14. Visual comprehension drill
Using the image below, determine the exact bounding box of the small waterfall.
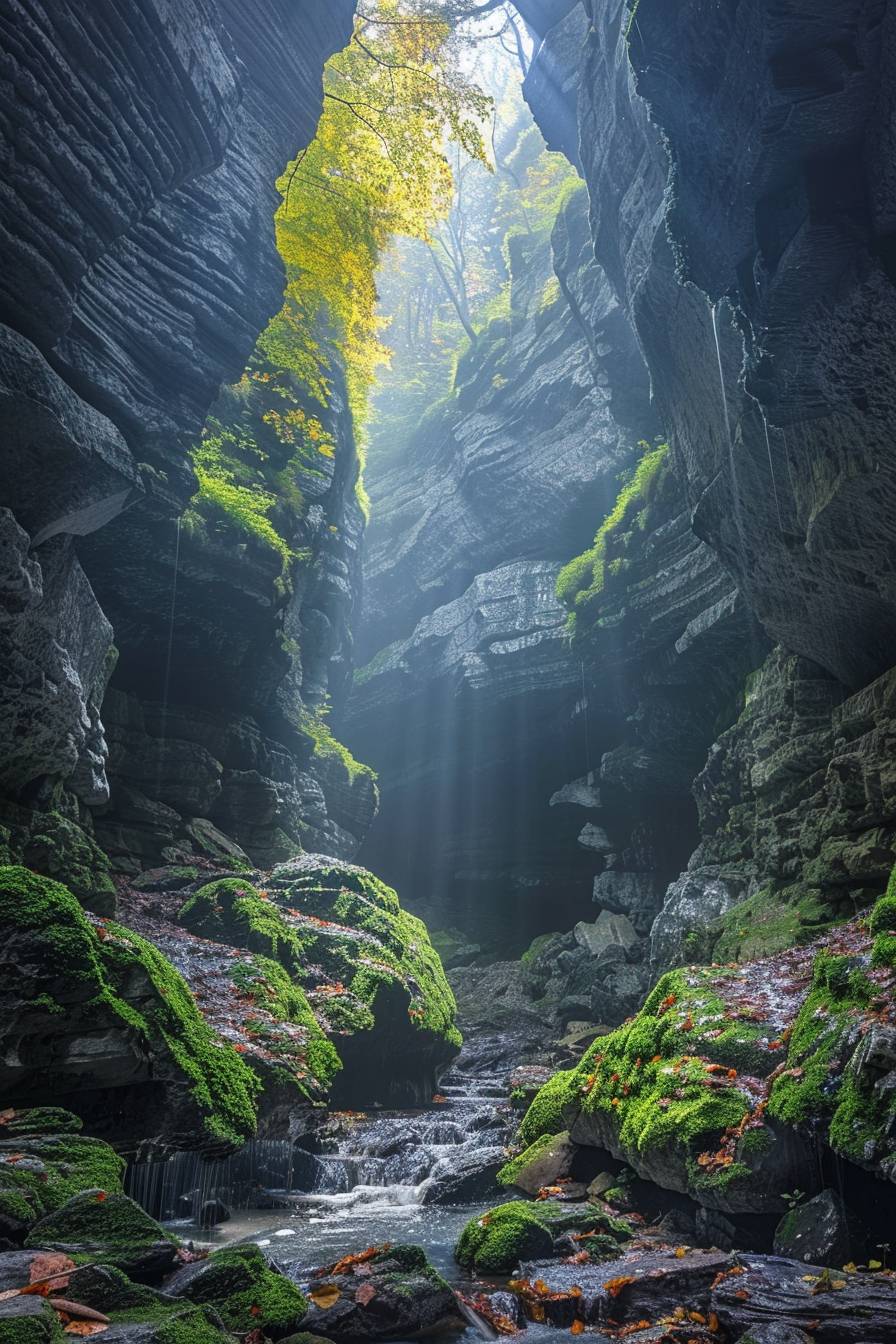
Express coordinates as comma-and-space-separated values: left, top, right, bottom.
762, 414, 785, 533
711, 302, 733, 452
126, 1138, 313, 1223
290, 1064, 512, 1216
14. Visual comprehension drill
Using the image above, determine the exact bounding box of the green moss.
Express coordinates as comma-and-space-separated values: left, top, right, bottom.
870, 889, 896, 935
456, 1204, 553, 1274
21, 810, 115, 914
0, 1134, 125, 1228
497, 1131, 563, 1186
709, 885, 834, 964
869, 877, 896, 969
25, 1191, 176, 1276
456, 1201, 628, 1275
175, 1245, 308, 1334
299, 709, 377, 788
0, 1299, 67, 1344
768, 951, 874, 1131
2, 1108, 82, 1136
230, 956, 341, 1092
0, 866, 264, 1150
179, 879, 311, 976
518, 1069, 576, 1145
556, 440, 669, 640
872, 932, 896, 970
523, 970, 756, 1170
100, 923, 261, 1148
110, 1305, 227, 1344
272, 861, 461, 1048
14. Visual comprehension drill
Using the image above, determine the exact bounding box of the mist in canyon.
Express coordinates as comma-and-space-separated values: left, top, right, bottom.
2, 3, 896, 1343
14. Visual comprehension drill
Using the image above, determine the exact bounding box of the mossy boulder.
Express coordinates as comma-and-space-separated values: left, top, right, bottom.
521, 966, 818, 1213
767, 944, 896, 1171
517, 1069, 577, 1146
179, 879, 308, 976
0, 1131, 125, 1235
300, 1244, 458, 1341
0, 1294, 66, 1344
39, 1263, 231, 1344
0, 866, 260, 1151
25, 1191, 178, 1280
496, 1131, 576, 1194
456, 1200, 629, 1275
523, 871, 896, 1207
268, 858, 460, 1044
264, 856, 461, 1103
164, 1244, 307, 1338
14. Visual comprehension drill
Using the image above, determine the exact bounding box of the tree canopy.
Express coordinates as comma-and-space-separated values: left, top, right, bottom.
189, 0, 493, 553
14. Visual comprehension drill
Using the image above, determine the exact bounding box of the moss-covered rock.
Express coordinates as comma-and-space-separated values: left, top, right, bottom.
19, 808, 116, 916
0, 1131, 125, 1235
518, 1069, 577, 1146
456, 1200, 629, 1275
520, 965, 816, 1212
25, 1191, 178, 1280
0, 1295, 67, 1344
164, 1244, 307, 1337
267, 857, 461, 1050
496, 1131, 575, 1194
705, 884, 833, 965
524, 872, 896, 1205
300, 1244, 457, 1340
556, 440, 670, 642
229, 956, 341, 1097
179, 879, 309, 976
0, 866, 260, 1151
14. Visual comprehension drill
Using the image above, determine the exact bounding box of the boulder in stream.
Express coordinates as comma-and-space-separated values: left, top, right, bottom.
299, 1244, 460, 1341
164, 1243, 308, 1338
25, 1191, 178, 1281
496, 1130, 577, 1196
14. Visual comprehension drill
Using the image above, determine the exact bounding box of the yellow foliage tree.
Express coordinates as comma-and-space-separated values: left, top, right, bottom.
262, 0, 492, 427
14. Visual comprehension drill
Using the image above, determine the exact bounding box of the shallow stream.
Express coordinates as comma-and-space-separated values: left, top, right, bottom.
129, 1054, 514, 1289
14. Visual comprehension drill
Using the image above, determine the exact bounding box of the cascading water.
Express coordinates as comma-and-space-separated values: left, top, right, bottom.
127, 1053, 514, 1282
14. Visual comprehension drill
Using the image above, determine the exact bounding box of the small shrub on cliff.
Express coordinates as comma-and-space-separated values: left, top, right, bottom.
556, 439, 669, 639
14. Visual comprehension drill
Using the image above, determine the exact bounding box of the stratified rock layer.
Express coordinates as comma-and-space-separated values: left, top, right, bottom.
0, 0, 364, 890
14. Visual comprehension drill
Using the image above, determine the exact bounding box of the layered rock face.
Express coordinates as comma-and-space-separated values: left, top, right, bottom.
346, 186, 655, 951
509, 0, 896, 977
494, 0, 896, 1212
0, 0, 363, 892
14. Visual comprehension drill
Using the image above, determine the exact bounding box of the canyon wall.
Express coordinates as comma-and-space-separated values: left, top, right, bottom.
345, 185, 659, 953
0, 0, 369, 903
519, 0, 896, 979
349, 0, 896, 1006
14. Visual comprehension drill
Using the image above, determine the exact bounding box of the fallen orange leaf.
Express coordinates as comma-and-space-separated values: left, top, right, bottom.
309, 1283, 341, 1310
